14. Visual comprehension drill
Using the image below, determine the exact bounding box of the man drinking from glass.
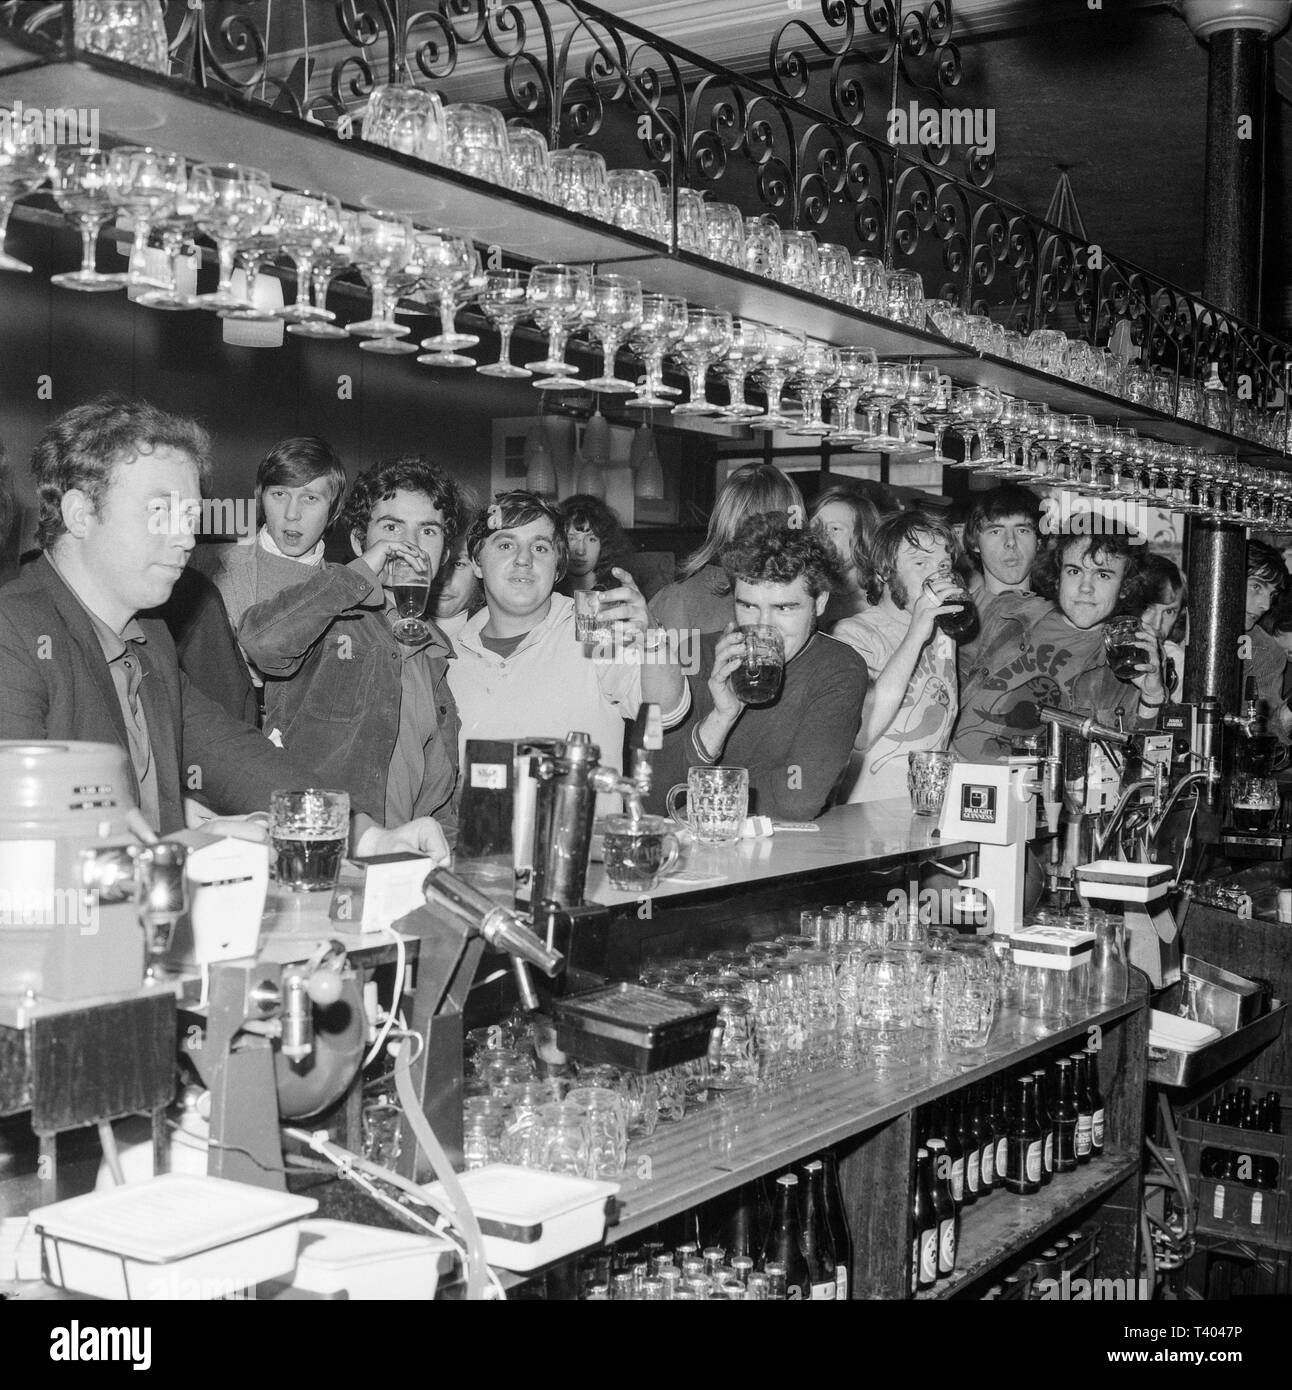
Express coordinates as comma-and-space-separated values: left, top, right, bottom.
649, 514, 867, 821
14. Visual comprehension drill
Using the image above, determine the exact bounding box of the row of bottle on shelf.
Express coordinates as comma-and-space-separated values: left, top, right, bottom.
1197, 1085, 1283, 1135
911, 1045, 1106, 1293
982, 1226, 1102, 1300
578, 1151, 854, 1300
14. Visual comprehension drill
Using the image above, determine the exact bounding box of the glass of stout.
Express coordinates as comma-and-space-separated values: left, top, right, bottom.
1229, 775, 1281, 834
270, 788, 349, 892
922, 576, 978, 642
1103, 617, 1150, 681
732, 624, 785, 704
385, 554, 432, 643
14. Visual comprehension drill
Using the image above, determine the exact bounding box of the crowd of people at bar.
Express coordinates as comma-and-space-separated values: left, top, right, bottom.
3, 395, 1291, 859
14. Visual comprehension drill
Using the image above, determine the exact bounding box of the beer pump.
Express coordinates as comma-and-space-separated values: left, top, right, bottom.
528, 706, 663, 986
1217, 698, 1290, 858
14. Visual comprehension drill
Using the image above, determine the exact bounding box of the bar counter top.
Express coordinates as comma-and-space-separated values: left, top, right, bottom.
583, 798, 977, 910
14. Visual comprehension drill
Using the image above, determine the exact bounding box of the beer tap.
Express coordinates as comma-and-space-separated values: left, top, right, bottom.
422, 867, 563, 1012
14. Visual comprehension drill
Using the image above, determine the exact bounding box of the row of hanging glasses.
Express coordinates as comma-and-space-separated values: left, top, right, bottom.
7, 134, 1292, 525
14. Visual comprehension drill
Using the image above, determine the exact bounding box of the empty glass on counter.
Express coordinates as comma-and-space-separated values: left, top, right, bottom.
666, 765, 749, 845
908, 750, 954, 817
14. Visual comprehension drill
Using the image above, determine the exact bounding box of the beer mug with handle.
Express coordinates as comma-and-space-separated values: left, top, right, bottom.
666, 766, 749, 846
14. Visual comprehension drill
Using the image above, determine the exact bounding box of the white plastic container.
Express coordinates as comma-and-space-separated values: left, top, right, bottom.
1148, 1009, 1222, 1053
288, 1219, 455, 1299
30, 1174, 316, 1300
424, 1164, 618, 1272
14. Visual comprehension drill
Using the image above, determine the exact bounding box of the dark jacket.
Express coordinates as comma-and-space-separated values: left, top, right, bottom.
0, 554, 311, 833
148, 565, 258, 727
648, 629, 868, 821
238, 559, 460, 827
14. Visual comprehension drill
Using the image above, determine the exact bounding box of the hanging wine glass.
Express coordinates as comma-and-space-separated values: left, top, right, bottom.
416, 227, 480, 364
105, 145, 187, 292
714, 320, 767, 419
786, 342, 841, 436
827, 345, 878, 444
49, 148, 128, 292
673, 309, 734, 416
275, 189, 342, 324
347, 209, 415, 345
220, 193, 286, 322
947, 386, 1004, 468
477, 268, 531, 379
136, 176, 200, 311
626, 293, 687, 410
584, 274, 644, 393
911, 366, 957, 464
749, 328, 807, 431
863, 361, 914, 449
285, 217, 355, 340
188, 162, 275, 311
896, 363, 945, 456
525, 263, 590, 384
980, 396, 1028, 478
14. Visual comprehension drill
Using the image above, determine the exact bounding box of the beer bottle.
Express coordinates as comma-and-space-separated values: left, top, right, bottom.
1084, 1047, 1106, 1156
912, 1146, 939, 1292
970, 1083, 995, 1197
818, 1149, 853, 1301
1005, 1074, 1042, 1195
1070, 1052, 1094, 1165
925, 1137, 960, 1278
1262, 1089, 1281, 1135
990, 1072, 1010, 1191
1054, 1059, 1078, 1173
942, 1092, 967, 1210
718, 1178, 769, 1261
1031, 1069, 1054, 1185
762, 1173, 809, 1300
801, 1161, 837, 1300
957, 1088, 980, 1206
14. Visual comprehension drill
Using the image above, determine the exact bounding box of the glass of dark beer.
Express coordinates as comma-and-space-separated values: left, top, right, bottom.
1103, 617, 1150, 681
601, 813, 681, 892
1229, 776, 1280, 834
732, 624, 785, 704
270, 788, 349, 891
921, 577, 978, 642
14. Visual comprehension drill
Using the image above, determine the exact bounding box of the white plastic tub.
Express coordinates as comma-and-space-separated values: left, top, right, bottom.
30, 1174, 316, 1300
424, 1165, 618, 1272
288, 1219, 456, 1300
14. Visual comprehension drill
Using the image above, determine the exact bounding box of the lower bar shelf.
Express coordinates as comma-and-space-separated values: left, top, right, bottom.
915, 1149, 1140, 1299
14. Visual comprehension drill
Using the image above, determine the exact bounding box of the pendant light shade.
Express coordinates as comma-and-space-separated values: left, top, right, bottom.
633, 431, 665, 501
628, 422, 654, 472
575, 453, 606, 498
523, 419, 558, 496
582, 405, 612, 468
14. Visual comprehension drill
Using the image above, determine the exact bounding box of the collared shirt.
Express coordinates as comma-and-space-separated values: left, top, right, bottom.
47, 559, 162, 832
448, 593, 681, 815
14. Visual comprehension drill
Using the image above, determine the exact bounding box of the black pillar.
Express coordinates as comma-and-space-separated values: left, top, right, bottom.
1184, 3, 1288, 704
1201, 28, 1268, 323
1183, 521, 1246, 707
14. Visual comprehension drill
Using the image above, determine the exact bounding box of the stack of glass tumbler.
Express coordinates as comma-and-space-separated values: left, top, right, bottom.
460, 901, 1128, 1181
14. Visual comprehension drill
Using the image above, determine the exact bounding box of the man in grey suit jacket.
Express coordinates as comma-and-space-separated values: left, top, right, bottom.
0, 395, 448, 862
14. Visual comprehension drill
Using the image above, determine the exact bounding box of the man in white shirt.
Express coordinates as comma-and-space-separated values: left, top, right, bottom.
834, 511, 964, 802
447, 491, 689, 806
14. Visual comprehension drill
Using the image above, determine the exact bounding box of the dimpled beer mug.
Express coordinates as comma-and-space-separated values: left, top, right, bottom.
667, 766, 749, 846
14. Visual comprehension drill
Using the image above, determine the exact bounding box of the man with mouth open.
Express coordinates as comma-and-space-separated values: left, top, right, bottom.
954, 529, 1164, 763
447, 490, 690, 815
